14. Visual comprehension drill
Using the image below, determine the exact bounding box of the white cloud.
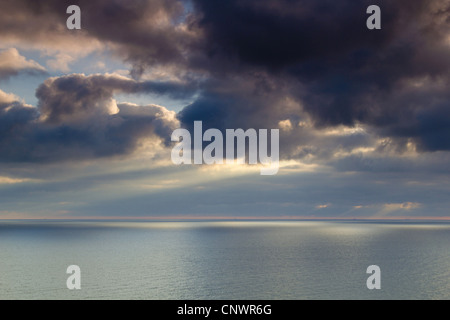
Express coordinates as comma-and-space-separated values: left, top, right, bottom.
0, 89, 20, 104
46, 53, 76, 72
0, 176, 32, 184
0, 48, 46, 78
279, 119, 293, 131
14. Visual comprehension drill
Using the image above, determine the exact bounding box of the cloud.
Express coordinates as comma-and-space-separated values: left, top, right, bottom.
46, 53, 76, 72
0, 48, 46, 79
2, 0, 446, 161
384, 202, 422, 211
0, 0, 450, 219
184, 0, 450, 159
0, 176, 31, 184
376, 202, 422, 216
0, 1, 103, 62
0, 73, 197, 163
36, 73, 196, 123
0, 0, 198, 77
0, 0, 448, 169
0, 90, 21, 104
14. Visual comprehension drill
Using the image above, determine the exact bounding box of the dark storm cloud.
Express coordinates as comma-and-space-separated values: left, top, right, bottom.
179, 75, 291, 131
0, 74, 193, 162
184, 0, 450, 154
192, 0, 449, 76
369, 82, 450, 152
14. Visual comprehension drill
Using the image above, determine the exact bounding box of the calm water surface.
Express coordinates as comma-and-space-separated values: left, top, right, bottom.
0, 220, 449, 299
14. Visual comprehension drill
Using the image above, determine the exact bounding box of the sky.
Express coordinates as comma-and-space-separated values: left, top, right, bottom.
0, 0, 450, 219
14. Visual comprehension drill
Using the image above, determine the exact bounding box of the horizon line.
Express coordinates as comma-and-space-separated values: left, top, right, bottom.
1, 216, 450, 221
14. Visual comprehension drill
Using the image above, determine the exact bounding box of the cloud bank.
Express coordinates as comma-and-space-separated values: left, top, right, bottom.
0, 0, 449, 218
0, 73, 190, 162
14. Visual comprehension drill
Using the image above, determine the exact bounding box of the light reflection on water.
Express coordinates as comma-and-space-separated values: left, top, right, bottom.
0, 220, 449, 300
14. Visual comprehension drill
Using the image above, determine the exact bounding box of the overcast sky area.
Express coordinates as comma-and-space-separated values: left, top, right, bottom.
0, 0, 449, 219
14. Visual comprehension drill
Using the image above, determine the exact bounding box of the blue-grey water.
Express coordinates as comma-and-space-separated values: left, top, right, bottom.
0, 220, 449, 300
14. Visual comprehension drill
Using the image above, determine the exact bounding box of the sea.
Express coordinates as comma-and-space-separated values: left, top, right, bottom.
0, 220, 449, 300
